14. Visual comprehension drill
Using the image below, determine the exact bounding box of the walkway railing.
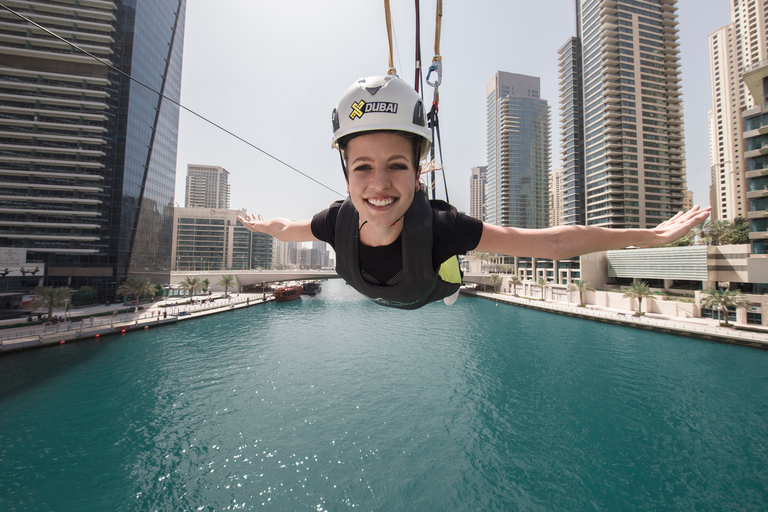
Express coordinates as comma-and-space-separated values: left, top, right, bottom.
0, 295, 268, 344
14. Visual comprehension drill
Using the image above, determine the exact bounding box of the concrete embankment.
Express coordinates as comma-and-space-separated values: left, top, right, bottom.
0, 294, 274, 354
463, 289, 768, 350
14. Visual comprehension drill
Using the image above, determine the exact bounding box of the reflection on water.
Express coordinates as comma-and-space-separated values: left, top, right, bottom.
1, 280, 768, 511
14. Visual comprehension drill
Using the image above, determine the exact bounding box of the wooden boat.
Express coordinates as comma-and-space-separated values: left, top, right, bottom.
274, 285, 302, 302
301, 281, 322, 295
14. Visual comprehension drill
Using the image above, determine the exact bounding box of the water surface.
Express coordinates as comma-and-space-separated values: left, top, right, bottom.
1, 280, 767, 511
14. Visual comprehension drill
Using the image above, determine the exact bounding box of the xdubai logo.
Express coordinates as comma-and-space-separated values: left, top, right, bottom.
349, 100, 399, 120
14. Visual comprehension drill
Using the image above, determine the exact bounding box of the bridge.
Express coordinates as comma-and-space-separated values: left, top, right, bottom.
169, 269, 494, 291
169, 270, 342, 291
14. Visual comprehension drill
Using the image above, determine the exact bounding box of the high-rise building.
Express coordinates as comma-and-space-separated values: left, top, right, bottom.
0, 0, 186, 301
563, 0, 687, 229
185, 164, 231, 209
469, 166, 487, 221
743, 59, 768, 255
549, 168, 566, 227
558, 36, 586, 226
485, 72, 551, 229
708, 0, 768, 221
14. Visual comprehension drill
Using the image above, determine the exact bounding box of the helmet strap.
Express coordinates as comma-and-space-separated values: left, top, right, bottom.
338, 148, 348, 181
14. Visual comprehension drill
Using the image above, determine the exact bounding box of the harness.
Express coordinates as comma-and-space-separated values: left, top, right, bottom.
334, 186, 460, 310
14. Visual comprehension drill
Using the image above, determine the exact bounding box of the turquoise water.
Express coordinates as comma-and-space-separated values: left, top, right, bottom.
1, 280, 768, 511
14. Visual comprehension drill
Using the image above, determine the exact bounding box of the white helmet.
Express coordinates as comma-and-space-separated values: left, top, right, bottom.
331, 75, 432, 161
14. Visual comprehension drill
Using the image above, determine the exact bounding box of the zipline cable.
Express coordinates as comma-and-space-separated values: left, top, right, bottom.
0, 3, 345, 198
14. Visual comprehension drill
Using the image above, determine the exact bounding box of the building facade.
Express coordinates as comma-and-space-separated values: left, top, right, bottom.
171, 208, 273, 271
744, 59, 768, 259
469, 165, 487, 221
0, 0, 186, 302
485, 72, 551, 229
185, 164, 231, 209
557, 36, 586, 226
549, 167, 566, 227
708, 0, 768, 221
571, 0, 687, 229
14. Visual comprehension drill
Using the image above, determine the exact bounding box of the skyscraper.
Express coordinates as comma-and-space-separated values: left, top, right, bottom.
563, 0, 687, 229
0, 0, 185, 300
708, 0, 768, 221
743, 59, 768, 254
469, 166, 487, 221
185, 164, 231, 209
485, 72, 551, 229
549, 168, 566, 227
558, 36, 586, 226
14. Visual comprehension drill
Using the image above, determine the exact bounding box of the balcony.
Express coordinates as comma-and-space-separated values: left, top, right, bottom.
743, 60, 768, 104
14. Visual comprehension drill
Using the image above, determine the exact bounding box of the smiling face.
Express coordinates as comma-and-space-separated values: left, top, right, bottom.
344, 131, 420, 243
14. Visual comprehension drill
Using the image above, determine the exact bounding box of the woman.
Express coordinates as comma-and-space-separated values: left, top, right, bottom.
238, 75, 710, 309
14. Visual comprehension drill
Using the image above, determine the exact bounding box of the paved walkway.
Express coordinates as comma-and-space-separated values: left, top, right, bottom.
466, 290, 768, 350
0, 293, 272, 353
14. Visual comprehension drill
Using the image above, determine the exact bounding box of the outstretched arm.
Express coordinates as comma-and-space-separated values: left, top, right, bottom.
475, 205, 711, 260
237, 213, 318, 242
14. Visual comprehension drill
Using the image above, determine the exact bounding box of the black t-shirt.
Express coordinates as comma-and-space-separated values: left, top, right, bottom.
311, 199, 484, 285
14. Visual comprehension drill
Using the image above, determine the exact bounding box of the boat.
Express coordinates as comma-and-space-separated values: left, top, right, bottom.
301, 281, 322, 296
273, 284, 302, 302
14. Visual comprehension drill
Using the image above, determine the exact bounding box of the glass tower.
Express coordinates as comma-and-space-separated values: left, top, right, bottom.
485, 72, 551, 229
0, 0, 185, 301
573, 0, 686, 229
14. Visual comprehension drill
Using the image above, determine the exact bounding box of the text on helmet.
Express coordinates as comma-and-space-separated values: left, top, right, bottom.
349, 100, 399, 120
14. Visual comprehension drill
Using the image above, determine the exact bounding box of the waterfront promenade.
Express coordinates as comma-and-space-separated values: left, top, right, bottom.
0, 293, 273, 353
465, 289, 768, 350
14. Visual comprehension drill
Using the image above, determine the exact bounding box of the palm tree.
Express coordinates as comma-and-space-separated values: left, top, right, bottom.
29, 286, 71, 318
621, 281, 654, 314
217, 275, 236, 296
508, 275, 522, 296
700, 288, 752, 327
179, 275, 202, 298
536, 277, 550, 300
488, 273, 502, 292
702, 220, 729, 246
117, 277, 156, 308
567, 279, 595, 307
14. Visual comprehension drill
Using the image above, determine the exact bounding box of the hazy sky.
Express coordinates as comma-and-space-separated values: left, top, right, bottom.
175, 0, 731, 221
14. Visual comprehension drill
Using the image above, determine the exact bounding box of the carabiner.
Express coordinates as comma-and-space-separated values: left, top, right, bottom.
426, 57, 442, 88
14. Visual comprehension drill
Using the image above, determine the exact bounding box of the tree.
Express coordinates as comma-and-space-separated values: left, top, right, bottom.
201, 279, 210, 293
567, 279, 595, 307
72, 285, 97, 306
29, 286, 71, 318
179, 275, 202, 298
721, 217, 750, 245
117, 277, 156, 308
508, 275, 522, 296
536, 277, 550, 300
702, 220, 728, 246
488, 273, 502, 292
217, 274, 236, 296
621, 281, 654, 314
700, 288, 752, 327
